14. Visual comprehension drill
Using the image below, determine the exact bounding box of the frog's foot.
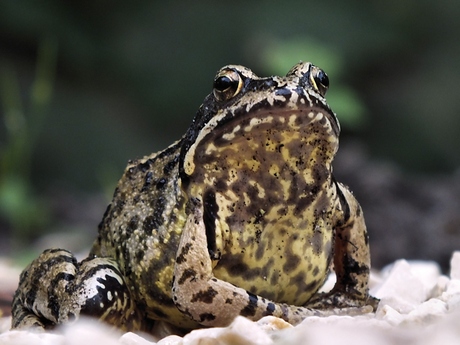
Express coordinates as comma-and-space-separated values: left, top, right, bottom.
305, 289, 379, 314
11, 249, 140, 331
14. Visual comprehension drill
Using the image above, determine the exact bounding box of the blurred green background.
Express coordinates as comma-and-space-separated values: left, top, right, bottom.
1, 1, 459, 267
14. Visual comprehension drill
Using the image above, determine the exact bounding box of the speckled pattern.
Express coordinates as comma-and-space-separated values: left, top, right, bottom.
11, 62, 377, 334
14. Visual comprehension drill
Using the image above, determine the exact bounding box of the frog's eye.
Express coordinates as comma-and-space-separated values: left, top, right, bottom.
310, 68, 329, 97
213, 69, 244, 101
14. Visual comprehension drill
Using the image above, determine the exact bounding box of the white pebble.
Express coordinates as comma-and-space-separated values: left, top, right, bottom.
450, 251, 460, 280
182, 316, 273, 345
371, 260, 428, 313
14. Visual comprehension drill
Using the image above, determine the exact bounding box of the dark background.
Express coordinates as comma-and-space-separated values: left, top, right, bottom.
1, 1, 459, 270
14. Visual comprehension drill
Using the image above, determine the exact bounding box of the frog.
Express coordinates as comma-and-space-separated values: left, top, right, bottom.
11, 62, 378, 335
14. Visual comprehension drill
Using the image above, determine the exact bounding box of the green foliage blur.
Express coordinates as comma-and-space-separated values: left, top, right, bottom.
1, 36, 57, 244
0, 1, 459, 256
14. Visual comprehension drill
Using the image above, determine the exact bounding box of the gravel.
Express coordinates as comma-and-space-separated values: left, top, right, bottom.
1, 252, 460, 345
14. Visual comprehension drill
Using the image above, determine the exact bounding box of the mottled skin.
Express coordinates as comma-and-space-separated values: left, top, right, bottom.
12, 62, 378, 333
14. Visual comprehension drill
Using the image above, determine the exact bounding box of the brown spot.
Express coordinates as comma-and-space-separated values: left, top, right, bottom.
277, 207, 288, 216
312, 266, 319, 277
191, 286, 218, 304
216, 254, 263, 280
270, 272, 279, 285
176, 243, 192, 264
255, 237, 266, 260
282, 250, 300, 274
289, 271, 320, 300
311, 227, 324, 255
199, 313, 216, 322
177, 268, 197, 285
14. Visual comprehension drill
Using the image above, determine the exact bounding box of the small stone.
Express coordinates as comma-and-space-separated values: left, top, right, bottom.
441, 279, 460, 312
375, 304, 404, 325
182, 316, 273, 345
256, 316, 293, 333
156, 335, 183, 345
0, 329, 63, 345
120, 331, 158, 345
403, 298, 447, 325
406, 261, 441, 292
372, 260, 427, 313
429, 275, 450, 299
450, 251, 460, 280
63, 319, 121, 345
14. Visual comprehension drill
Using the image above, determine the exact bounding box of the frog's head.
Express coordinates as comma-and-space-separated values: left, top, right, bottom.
179, 62, 340, 191
178, 63, 342, 269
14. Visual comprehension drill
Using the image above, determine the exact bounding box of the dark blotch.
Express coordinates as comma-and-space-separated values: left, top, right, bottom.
282, 251, 300, 274
80, 274, 125, 318
203, 189, 220, 260
191, 287, 218, 304
163, 156, 179, 175
265, 302, 276, 315
312, 266, 319, 277
176, 242, 192, 265
275, 87, 292, 98
143, 215, 161, 234
340, 255, 369, 287
177, 268, 196, 285
126, 215, 139, 234
199, 313, 216, 322
240, 291, 258, 317
311, 227, 324, 255
156, 177, 167, 190
141, 171, 153, 192
137, 159, 152, 173
150, 195, 166, 229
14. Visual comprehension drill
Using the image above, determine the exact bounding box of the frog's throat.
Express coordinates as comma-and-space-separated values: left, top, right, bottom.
183, 105, 339, 177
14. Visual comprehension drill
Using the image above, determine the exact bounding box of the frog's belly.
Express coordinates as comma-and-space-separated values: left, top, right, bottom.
213, 225, 334, 305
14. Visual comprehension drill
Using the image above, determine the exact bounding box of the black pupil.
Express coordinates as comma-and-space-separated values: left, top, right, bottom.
316, 70, 329, 88
214, 76, 232, 91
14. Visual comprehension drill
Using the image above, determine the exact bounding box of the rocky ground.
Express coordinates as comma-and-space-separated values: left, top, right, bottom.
1, 252, 460, 345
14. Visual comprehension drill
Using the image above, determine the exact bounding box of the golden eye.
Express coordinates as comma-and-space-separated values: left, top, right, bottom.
213, 69, 244, 101
310, 68, 329, 97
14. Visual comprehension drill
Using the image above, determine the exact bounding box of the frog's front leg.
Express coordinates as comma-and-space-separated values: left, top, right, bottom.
11, 249, 140, 331
307, 182, 379, 310
171, 199, 364, 327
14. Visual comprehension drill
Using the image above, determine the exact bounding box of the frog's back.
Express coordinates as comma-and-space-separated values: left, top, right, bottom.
92, 141, 196, 328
